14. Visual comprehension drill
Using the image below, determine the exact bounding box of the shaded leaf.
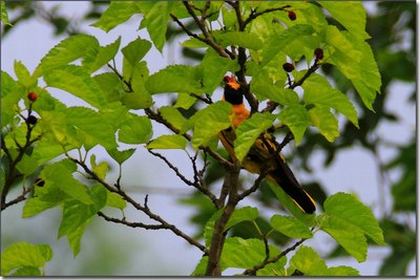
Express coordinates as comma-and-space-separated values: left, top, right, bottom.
278, 104, 310, 144
147, 134, 187, 150
270, 214, 313, 239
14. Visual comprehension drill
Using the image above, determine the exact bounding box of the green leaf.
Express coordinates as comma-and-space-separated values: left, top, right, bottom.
192, 256, 208, 276
289, 246, 328, 275
90, 154, 109, 180
323, 192, 385, 245
10, 266, 42, 276
215, 31, 263, 50
1, 71, 25, 125
181, 37, 208, 49
34, 34, 99, 77
92, 1, 140, 32
221, 237, 279, 269
190, 101, 232, 148
67, 222, 88, 256
319, 1, 369, 40
14, 60, 36, 89
199, 49, 239, 93
225, 206, 259, 230
308, 106, 339, 142
234, 113, 275, 162
174, 92, 197, 109
327, 266, 359, 276
84, 37, 121, 73
268, 181, 315, 226
106, 191, 127, 210
42, 160, 93, 205
44, 65, 105, 108
94, 72, 125, 103
262, 24, 314, 67
122, 61, 152, 109
122, 38, 151, 80
325, 27, 381, 110
159, 106, 188, 132
251, 75, 299, 105
147, 134, 187, 150
140, 2, 174, 51
1, 1, 11, 26
303, 74, 358, 127
1, 242, 52, 276
278, 104, 310, 144
107, 148, 136, 164
318, 192, 385, 262
118, 114, 152, 144
256, 256, 287, 276
145, 65, 203, 94
22, 198, 60, 218
270, 215, 313, 238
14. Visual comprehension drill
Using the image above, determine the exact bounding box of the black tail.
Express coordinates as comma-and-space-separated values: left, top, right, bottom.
268, 161, 316, 214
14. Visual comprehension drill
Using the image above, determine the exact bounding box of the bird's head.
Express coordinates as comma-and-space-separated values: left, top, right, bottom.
223, 75, 243, 105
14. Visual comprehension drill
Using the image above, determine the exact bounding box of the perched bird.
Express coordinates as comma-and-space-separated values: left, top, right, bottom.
219, 75, 316, 214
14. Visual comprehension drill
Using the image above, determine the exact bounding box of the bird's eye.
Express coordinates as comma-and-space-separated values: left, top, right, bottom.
223, 76, 230, 83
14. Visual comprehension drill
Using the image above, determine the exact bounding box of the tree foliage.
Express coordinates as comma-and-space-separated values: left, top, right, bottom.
0, 0, 415, 276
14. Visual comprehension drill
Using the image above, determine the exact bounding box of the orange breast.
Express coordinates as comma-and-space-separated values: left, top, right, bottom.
231, 103, 250, 127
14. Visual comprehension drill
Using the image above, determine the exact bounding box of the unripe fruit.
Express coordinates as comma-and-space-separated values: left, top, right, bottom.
27, 92, 38, 102
314, 48, 324, 60
288, 11, 296, 21
282, 62, 294, 72
27, 115, 37, 125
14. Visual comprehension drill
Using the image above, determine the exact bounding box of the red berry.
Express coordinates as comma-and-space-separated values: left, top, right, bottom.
27, 115, 38, 125
282, 62, 294, 72
314, 48, 324, 60
27, 92, 38, 102
288, 11, 296, 21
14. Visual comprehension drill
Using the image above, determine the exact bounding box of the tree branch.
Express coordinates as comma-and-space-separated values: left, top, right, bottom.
1, 185, 34, 211
97, 211, 165, 230
243, 5, 291, 28
243, 238, 307, 275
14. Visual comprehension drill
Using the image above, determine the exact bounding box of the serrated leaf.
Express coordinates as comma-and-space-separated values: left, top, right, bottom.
278, 104, 310, 144
90, 154, 109, 180
1, 1, 11, 26
107, 148, 136, 164
303, 74, 358, 127
14, 60, 36, 88
289, 246, 328, 275
270, 214, 313, 238
34, 34, 99, 77
308, 106, 339, 142
44, 65, 105, 108
319, 1, 369, 40
159, 106, 187, 132
214, 31, 263, 50
234, 113, 275, 162
1, 242, 52, 276
67, 222, 87, 256
256, 256, 287, 276
327, 265, 359, 276
323, 192, 385, 245
118, 114, 152, 144
190, 101, 232, 148
174, 92, 197, 109
41, 160, 93, 205
262, 24, 314, 67
145, 65, 203, 94
92, 1, 140, 32
106, 191, 126, 210
147, 134, 187, 150
221, 237, 279, 269
251, 75, 299, 105
122, 38, 151, 81
192, 256, 208, 276
225, 206, 259, 230
85, 37, 121, 73
199, 49, 239, 93
1, 71, 25, 125
140, 2, 174, 51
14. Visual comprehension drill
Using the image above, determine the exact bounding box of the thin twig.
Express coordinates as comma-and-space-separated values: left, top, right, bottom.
1, 186, 34, 211
237, 168, 270, 202
97, 211, 165, 230
243, 238, 307, 275
243, 5, 291, 28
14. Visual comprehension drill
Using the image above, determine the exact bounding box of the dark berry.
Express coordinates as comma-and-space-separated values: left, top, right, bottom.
282, 62, 294, 72
27, 92, 38, 102
27, 115, 38, 125
314, 48, 324, 60
288, 11, 296, 21
35, 178, 45, 187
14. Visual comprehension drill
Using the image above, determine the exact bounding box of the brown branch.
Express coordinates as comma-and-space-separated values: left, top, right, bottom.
237, 168, 270, 202
243, 238, 307, 275
243, 5, 291, 28
190, 93, 213, 104
97, 211, 165, 230
1, 186, 33, 211
147, 149, 219, 207
67, 154, 207, 254
206, 163, 241, 276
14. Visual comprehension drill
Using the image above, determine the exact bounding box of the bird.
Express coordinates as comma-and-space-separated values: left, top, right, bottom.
219, 75, 316, 214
